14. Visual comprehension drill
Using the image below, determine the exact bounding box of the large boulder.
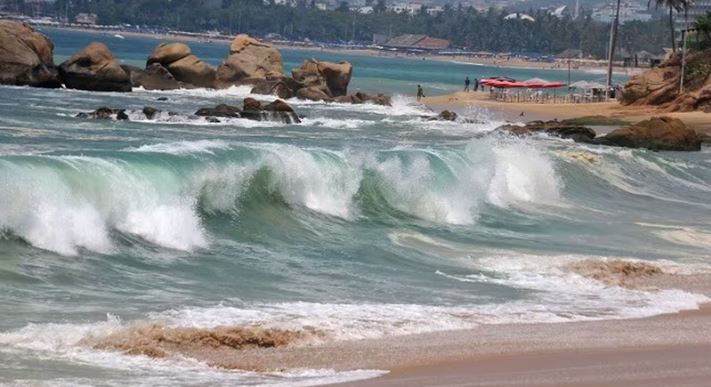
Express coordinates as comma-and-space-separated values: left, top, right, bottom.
215, 35, 284, 88
0, 20, 61, 88
59, 43, 131, 92
195, 99, 301, 124
292, 59, 353, 97
498, 120, 597, 143
76, 107, 129, 120
147, 43, 215, 88
296, 86, 333, 102
124, 63, 181, 90
594, 117, 701, 151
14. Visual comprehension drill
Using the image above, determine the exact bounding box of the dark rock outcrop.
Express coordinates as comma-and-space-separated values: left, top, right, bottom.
59, 43, 132, 92
195, 104, 242, 118
76, 107, 129, 120
241, 98, 301, 124
0, 20, 61, 88
215, 35, 284, 88
147, 43, 215, 88
498, 120, 597, 143
593, 117, 701, 151
195, 99, 300, 124
292, 59, 353, 98
428, 110, 458, 121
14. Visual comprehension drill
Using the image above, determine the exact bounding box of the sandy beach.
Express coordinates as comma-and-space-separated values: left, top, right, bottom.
425, 91, 711, 135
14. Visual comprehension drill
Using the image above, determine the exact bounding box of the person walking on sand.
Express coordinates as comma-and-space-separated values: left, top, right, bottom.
416, 85, 425, 102
474, 78, 479, 92
464, 77, 470, 92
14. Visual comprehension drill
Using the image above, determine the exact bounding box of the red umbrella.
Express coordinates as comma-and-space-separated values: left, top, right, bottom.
542, 82, 566, 88
524, 81, 547, 88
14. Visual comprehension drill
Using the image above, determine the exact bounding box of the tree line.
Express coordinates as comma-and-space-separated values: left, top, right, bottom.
4, 0, 687, 58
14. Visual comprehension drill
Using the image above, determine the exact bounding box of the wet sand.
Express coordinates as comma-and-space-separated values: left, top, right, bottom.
92, 269, 711, 386
425, 91, 711, 135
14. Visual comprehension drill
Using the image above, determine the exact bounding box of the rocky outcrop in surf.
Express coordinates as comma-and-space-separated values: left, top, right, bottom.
196, 98, 301, 124
75, 107, 129, 120
59, 42, 132, 92
622, 49, 711, 113
593, 116, 701, 151
497, 120, 597, 143
0, 20, 61, 88
214, 34, 284, 89
147, 43, 216, 89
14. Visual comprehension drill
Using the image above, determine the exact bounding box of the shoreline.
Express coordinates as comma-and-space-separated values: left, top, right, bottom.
96, 271, 711, 386
425, 91, 711, 135
39, 25, 637, 76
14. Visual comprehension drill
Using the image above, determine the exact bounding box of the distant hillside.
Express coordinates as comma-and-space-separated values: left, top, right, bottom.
5, 0, 672, 58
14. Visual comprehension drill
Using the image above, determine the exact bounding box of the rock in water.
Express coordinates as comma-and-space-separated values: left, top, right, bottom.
428, 110, 458, 121
124, 63, 181, 90
292, 59, 353, 97
497, 120, 597, 143
147, 43, 216, 88
59, 43, 131, 92
215, 35, 284, 88
194, 104, 242, 118
296, 86, 333, 102
594, 117, 701, 151
0, 20, 61, 88
76, 107, 129, 120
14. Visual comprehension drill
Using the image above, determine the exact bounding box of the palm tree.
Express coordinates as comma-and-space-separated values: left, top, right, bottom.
648, 0, 694, 52
696, 11, 711, 43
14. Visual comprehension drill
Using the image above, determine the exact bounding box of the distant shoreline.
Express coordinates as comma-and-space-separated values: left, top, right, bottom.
40, 25, 640, 77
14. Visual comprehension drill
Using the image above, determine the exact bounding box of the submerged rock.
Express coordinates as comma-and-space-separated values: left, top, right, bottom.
497, 120, 597, 143
240, 98, 301, 124
428, 110, 458, 121
0, 20, 61, 88
76, 107, 129, 120
594, 116, 701, 151
195, 99, 300, 124
59, 43, 132, 92
195, 104, 242, 118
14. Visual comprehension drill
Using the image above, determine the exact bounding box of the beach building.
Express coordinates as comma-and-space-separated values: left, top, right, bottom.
382, 34, 450, 52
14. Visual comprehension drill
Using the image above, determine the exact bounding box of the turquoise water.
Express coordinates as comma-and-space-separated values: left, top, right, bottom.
0, 29, 710, 386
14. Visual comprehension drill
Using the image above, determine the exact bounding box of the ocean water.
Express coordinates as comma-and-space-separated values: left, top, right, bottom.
1, 29, 711, 386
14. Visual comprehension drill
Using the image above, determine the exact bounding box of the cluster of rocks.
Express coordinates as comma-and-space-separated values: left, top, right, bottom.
497, 116, 701, 151
0, 21, 390, 106
76, 98, 301, 124
622, 48, 711, 113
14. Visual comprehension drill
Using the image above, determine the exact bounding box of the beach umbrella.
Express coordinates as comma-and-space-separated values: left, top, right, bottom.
542, 82, 566, 88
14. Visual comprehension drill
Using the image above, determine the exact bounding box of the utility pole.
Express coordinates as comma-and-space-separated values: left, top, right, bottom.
606, 0, 622, 90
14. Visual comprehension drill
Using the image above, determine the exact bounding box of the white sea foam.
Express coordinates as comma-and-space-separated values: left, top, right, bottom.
128, 139, 232, 155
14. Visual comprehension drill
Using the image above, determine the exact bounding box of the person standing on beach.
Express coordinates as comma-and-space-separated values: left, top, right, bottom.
464, 77, 470, 92
474, 78, 479, 91
416, 85, 425, 101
